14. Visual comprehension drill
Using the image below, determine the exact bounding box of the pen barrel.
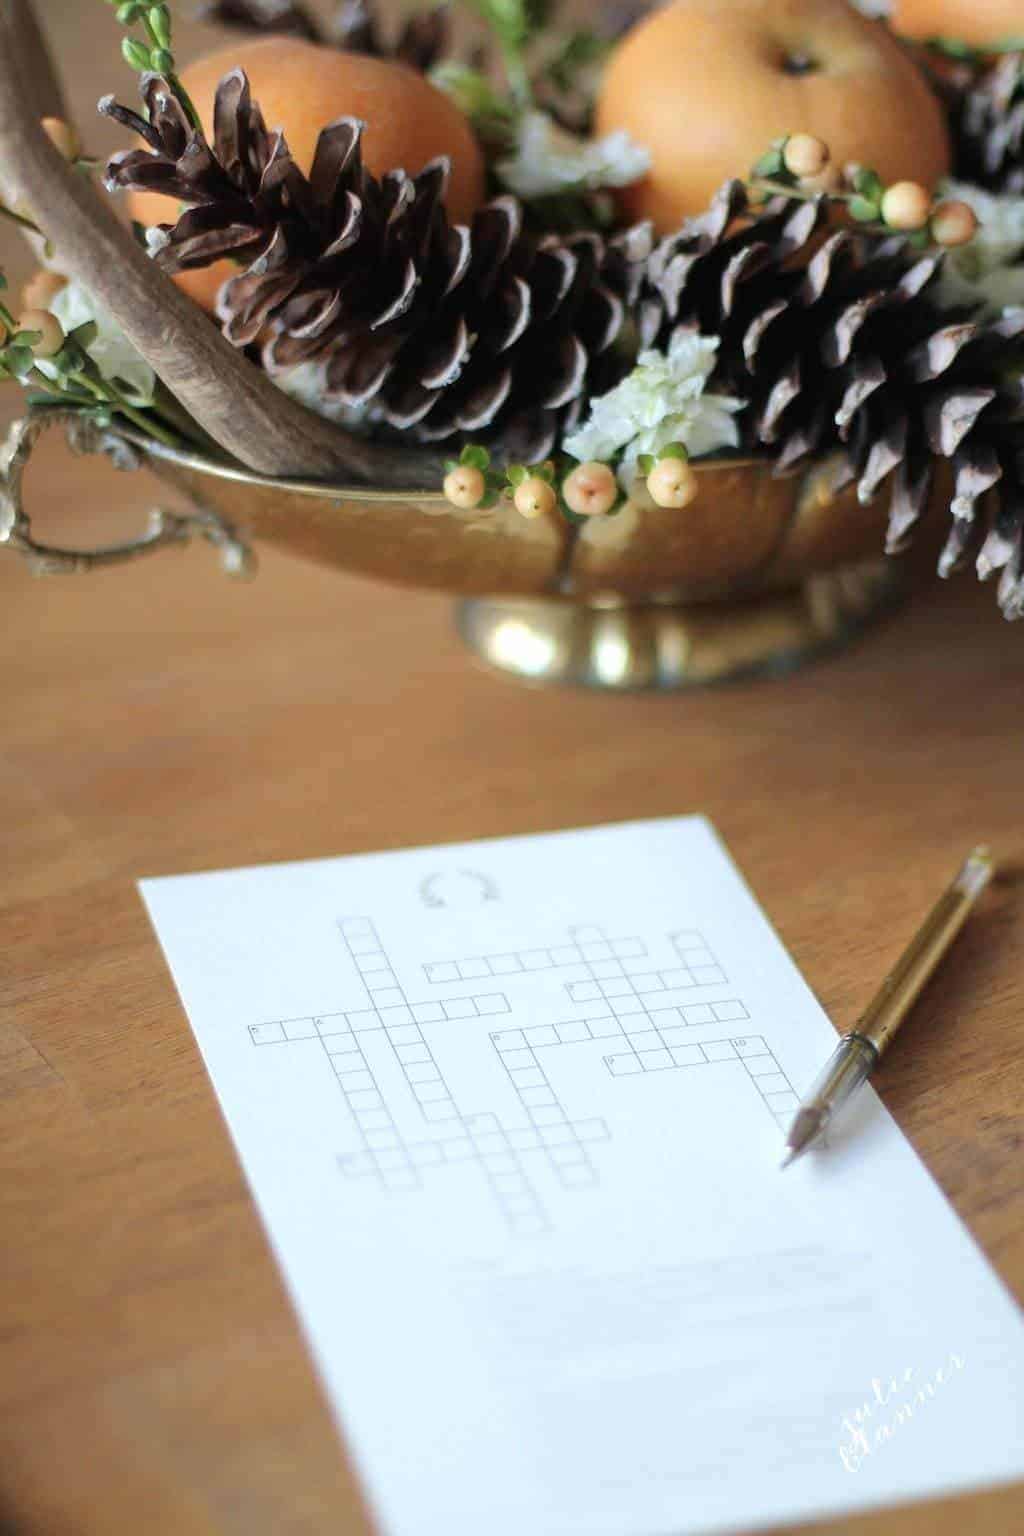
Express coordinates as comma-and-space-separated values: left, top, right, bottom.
806, 1034, 877, 1129
855, 851, 992, 1055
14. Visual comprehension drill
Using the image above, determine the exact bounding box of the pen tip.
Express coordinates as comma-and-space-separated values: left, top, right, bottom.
780, 1147, 797, 1170
959, 846, 995, 898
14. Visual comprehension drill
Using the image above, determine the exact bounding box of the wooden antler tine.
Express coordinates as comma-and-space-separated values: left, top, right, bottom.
7, 0, 65, 120
0, 3, 432, 485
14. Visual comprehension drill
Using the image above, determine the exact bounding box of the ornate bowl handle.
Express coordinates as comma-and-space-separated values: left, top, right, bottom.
0, 409, 253, 576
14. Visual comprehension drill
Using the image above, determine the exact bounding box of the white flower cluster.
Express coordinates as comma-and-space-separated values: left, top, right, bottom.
37, 279, 155, 405
935, 181, 1024, 315
563, 332, 746, 489
273, 361, 378, 430
495, 110, 650, 201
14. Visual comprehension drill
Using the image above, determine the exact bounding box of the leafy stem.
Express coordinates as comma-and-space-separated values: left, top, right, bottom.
108, 1, 204, 133
460, 0, 551, 108
75, 368, 181, 446
0, 204, 42, 237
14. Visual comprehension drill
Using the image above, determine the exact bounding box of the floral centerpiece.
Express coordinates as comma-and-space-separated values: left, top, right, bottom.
1, 0, 1024, 629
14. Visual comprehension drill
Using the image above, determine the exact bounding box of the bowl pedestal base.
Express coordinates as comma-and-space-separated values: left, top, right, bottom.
457, 560, 903, 691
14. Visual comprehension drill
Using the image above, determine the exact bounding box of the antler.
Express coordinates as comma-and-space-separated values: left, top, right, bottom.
6, 0, 64, 118
0, 1, 437, 485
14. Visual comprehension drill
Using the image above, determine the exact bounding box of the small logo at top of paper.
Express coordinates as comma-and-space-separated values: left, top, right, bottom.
419, 870, 499, 909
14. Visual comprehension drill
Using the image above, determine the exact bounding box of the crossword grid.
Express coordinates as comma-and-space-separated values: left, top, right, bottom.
553, 925, 745, 1071
609, 1034, 800, 1126
490, 1018, 797, 1135
249, 919, 616, 1236
422, 927, 726, 989
248, 920, 796, 1235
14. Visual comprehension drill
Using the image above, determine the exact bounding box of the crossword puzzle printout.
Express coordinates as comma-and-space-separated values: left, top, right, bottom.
141, 817, 1024, 1536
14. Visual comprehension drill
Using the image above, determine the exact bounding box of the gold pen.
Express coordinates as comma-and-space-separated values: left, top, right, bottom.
782, 846, 995, 1168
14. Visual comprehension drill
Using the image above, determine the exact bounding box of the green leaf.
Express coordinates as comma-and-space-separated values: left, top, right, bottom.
68, 321, 98, 350
13, 329, 42, 348
443, 458, 460, 475
121, 36, 153, 71
460, 444, 491, 470
6, 346, 36, 378
150, 46, 174, 74
542, 29, 610, 94
478, 490, 499, 510
848, 195, 880, 224
926, 34, 972, 58
430, 63, 515, 134
637, 453, 655, 476
659, 442, 689, 461
464, 0, 529, 51
852, 167, 884, 202
506, 464, 529, 486
148, 4, 172, 48
751, 147, 785, 180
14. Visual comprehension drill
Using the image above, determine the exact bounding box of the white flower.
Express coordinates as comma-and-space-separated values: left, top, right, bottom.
563, 331, 746, 489
935, 181, 1024, 314
144, 226, 171, 259
37, 279, 156, 405
496, 110, 650, 200
272, 361, 378, 431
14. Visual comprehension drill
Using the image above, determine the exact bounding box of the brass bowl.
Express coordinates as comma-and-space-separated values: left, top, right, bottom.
1, 408, 903, 689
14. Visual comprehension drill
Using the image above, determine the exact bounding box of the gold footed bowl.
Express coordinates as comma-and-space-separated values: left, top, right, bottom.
1, 408, 905, 690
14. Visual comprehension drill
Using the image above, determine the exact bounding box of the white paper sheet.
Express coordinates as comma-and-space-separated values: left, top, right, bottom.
140, 817, 1024, 1536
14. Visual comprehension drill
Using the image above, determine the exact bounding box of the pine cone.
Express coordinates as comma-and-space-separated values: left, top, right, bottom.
104, 72, 652, 462
103, 71, 289, 272
197, 0, 321, 40
644, 181, 1024, 617
197, 0, 451, 72
944, 51, 1024, 195
263, 200, 650, 461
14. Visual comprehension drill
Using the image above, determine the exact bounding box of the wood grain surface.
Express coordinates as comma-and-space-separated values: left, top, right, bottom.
2, 5, 1022, 1535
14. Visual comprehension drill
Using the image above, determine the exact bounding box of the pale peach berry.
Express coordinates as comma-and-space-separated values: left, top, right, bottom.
783, 134, 830, 181
17, 308, 65, 358
880, 180, 932, 232
41, 116, 81, 162
20, 269, 67, 312
929, 200, 979, 249
443, 465, 486, 509
513, 475, 557, 520
646, 456, 699, 510
562, 461, 618, 517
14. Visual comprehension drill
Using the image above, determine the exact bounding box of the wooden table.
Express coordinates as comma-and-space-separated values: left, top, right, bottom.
2, 6, 1023, 1533
2, 416, 1023, 1536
